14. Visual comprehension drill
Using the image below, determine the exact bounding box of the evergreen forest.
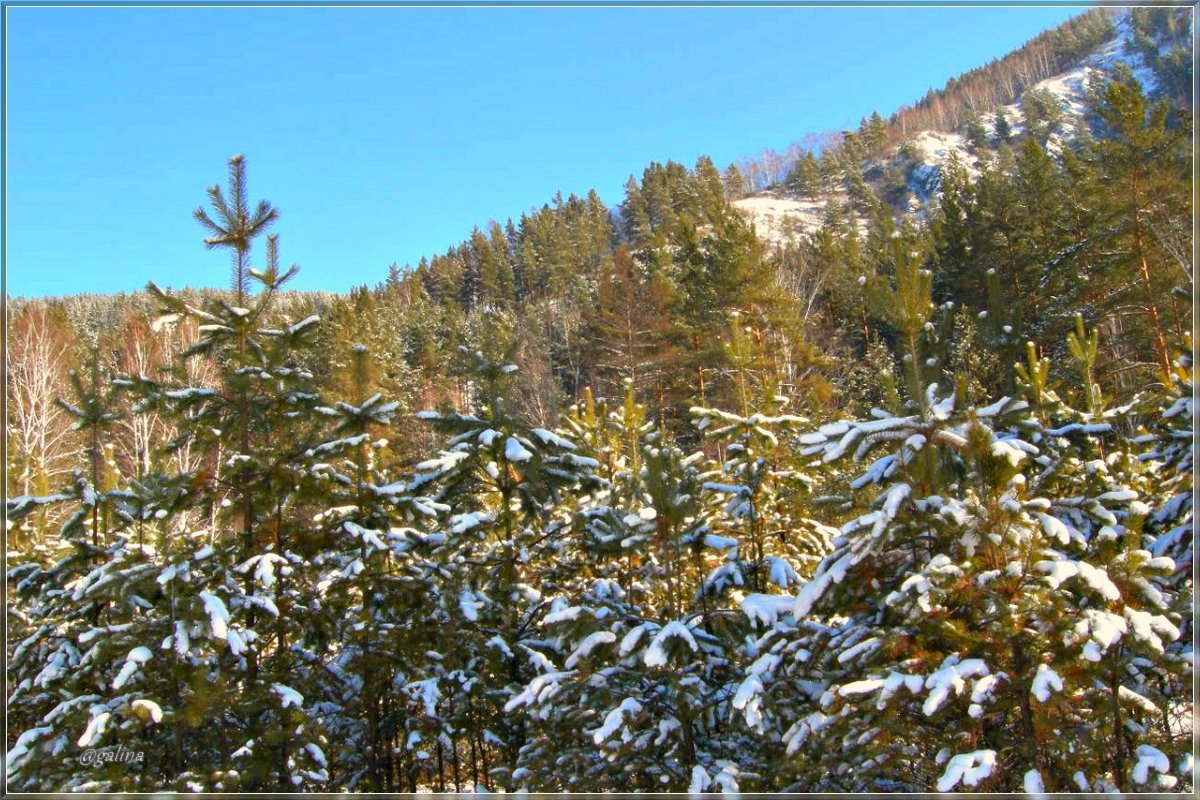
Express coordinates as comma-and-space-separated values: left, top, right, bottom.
5, 6, 1194, 793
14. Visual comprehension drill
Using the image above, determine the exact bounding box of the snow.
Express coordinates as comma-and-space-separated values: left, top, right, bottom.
237, 552, 288, 588
406, 678, 441, 718
1073, 609, 1128, 654
449, 511, 493, 535
543, 604, 582, 625
150, 312, 181, 331
907, 130, 982, 198
7, 726, 53, 768
990, 439, 1027, 467
459, 588, 482, 622
591, 697, 642, 744
520, 646, 554, 675
413, 449, 470, 474
1119, 686, 1160, 716
619, 624, 650, 656
794, 550, 855, 618
1144, 554, 1176, 573
689, 764, 710, 793
163, 387, 217, 400
1035, 558, 1121, 601
703, 533, 739, 552
531, 428, 576, 450
880, 482, 911, 523
878, 671, 925, 702
1131, 744, 1170, 784
1124, 607, 1179, 653
840, 679, 886, 696
969, 673, 1002, 707
77, 709, 111, 748
643, 621, 699, 667
272, 683, 303, 709
1030, 664, 1063, 702
170, 620, 191, 656
127, 645, 153, 664
1023, 768, 1045, 793
703, 482, 746, 496
975, 396, 1026, 418
837, 637, 880, 665
131, 699, 163, 723
818, 420, 850, 437
1037, 512, 1073, 544
740, 593, 795, 627
768, 556, 799, 588
485, 635, 513, 659
923, 656, 989, 716
504, 437, 533, 463
936, 749, 996, 792
505, 671, 573, 712
732, 674, 765, 728
287, 314, 320, 334
731, 192, 836, 244
198, 590, 230, 640
112, 647, 152, 690
305, 742, 327, 769
564, 631, 616, 668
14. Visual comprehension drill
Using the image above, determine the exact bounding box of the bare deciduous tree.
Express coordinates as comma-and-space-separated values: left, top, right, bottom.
6, 305, 79, 545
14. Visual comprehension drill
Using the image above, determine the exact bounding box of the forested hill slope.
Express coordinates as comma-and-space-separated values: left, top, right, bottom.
8, 5, 1190, 440
731, 6, 1190, 241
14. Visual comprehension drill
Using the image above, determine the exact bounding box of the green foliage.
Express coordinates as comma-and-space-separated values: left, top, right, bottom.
7, 15, 1195, 789
1021, 87, 1065, 144
992, 111, 1013, 143
193, 154, 280, 305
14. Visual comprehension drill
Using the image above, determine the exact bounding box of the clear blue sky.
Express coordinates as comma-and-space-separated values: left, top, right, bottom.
5, 3, 1089, 297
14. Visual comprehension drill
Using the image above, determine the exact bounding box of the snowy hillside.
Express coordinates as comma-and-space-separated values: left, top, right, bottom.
733, 10, 1166, 243
729, 193, 833, 246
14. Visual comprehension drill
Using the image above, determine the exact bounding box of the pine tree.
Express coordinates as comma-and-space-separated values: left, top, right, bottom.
302, 343, 448, 790
722, 163, 748, 199
582, 244, 679, 403
1087, 68, 1190, 381
506, 388, 746, 791
733, 324, 1190, 791
193, 154, 279, 308
1135, 344, 1193, 762
407, 349, 601, 790
964, 114, 989, 152
691, 317, 832, 598
788, 151, 822, 198
993, 111, 1014, 144
6, 157, 349, 791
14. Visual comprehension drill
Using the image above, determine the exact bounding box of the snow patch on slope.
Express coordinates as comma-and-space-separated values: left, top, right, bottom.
733, 191, 866, 244
732, 192, 828, 244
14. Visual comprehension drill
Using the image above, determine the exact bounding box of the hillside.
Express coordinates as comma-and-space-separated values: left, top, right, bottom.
732, 7, 1180, 244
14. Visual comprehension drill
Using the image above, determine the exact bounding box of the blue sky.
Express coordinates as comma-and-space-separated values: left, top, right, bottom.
5, 3, 1088, 297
